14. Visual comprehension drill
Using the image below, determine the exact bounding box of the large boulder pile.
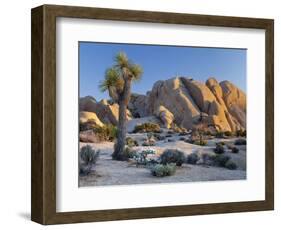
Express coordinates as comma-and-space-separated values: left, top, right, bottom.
79, 77, 246, 133
79, 97, 132, 126
129, 77, 246, 132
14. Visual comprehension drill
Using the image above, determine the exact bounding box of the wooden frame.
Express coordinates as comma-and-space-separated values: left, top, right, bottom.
31, 4, 274, 225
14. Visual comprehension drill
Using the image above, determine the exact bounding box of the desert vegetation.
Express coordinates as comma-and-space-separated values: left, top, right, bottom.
79, 51, 246, 186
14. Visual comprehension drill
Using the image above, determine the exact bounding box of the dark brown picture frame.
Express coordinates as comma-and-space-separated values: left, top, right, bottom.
31, 4, 274, 225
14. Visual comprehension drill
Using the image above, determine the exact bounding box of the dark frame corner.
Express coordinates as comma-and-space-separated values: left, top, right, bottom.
31, 4, 274, 225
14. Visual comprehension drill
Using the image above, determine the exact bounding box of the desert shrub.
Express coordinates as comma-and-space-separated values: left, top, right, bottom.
171, 124, 184, 133
218, 141, 225, 146
79, 145, 100, 176
132, 149, 157, 165
236, 129, 247, 137
154, 133, 165, 141
126, 137, 138, 147
150, 163, 176, 177
187, 153, 200, 164
214, 154, 230, 167
234, 139, 247, 145
133, 123, 160, 133
168, 139, 175, 142
201, 153, 216, 166
231, 146, 240, 153
79, 121, 91, 131
225, 161, 238, 170
123, 147, 137, 159
160, 149, 185, 166
179, 131, 189, 136
213, 144, 225, 154
179, 137, 186, 141
204, 130, 212, 136
226, 144, 235, 149
215, 131, 224, 138
92, 124, 117, 141
165, 134, 172, 138
142, 139, 156, 146
193, 139, 207, 146
80, 145, 100, 164
224, 131, 233, 137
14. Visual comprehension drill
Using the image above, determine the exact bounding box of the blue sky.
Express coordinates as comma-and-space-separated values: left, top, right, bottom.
79, 42, 246, 101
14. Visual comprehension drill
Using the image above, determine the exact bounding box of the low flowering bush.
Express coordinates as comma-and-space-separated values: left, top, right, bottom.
132, 148, 158, 165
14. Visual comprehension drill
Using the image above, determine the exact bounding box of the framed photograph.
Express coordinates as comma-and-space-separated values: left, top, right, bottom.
31, 4, 274, 225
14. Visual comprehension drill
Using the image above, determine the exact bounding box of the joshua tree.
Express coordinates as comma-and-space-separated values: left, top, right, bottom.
99, 52, 143, 160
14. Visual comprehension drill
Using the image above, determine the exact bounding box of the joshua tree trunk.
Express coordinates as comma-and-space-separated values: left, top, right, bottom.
112, 78, 131, 160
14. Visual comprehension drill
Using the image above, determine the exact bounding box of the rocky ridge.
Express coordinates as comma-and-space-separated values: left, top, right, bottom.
80, 77, 246, 132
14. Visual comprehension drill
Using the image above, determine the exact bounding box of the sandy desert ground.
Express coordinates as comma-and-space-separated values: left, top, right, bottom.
79, 130, 246, 187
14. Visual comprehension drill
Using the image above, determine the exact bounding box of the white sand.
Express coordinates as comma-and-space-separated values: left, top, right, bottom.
79, 135, 246, 187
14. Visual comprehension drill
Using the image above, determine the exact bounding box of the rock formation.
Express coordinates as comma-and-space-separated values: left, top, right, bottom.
154, 105, 174, 128
79, 111, 104, 127
79, 97, 132, 126
129, 77, 246, 132
79, 77, 246, 132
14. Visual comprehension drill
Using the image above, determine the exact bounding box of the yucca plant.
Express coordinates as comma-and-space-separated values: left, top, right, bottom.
99, 52, 143, 160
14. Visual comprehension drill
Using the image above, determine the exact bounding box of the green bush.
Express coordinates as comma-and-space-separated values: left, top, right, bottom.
214, 154, 230, 167
193, 139, 207, 146
92, 124, 117, 141
234, 139, 246, 145
79, 121, 91, 131
214, 144, 225, 154
179, 131, 189, 136
224, 131, 233, 137
231, 146, 240, 153
160, 149, 185, 166
126, 137, 138, 147
80, 145, 100, 164
142, 139, 156, 146
187, 153, 200, 164
167, 130, 175, 134
225, 161, 238, 170
79, 145, 100, 176
150, 163, 176, 177
154, 133, 165, 141
215, 131, 224, 138
133, 123, 160, 133
201, 153, 216, 166
123, 147, 137, 159
236, 129, 246, 137
204, 130, 212, 136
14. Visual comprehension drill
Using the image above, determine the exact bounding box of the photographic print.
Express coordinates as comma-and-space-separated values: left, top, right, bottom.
31, 5, 273, 224
78, 42, 247, 187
